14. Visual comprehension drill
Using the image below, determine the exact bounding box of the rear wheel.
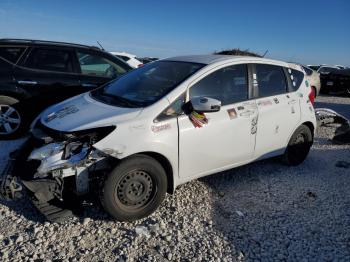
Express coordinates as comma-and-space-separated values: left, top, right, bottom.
100, 155, 167, 221
0, 96, 25, 139
283, 125, 313, 166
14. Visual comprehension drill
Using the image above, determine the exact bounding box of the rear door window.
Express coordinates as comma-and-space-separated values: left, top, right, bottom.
189, 64, 248, 106
255, 64, 288, 97
0, 46, 26, 63
77, 52, 128, 78
25, 48, 74, 73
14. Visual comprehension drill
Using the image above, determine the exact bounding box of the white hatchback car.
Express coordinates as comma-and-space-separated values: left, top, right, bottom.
1, 55, 316, 221
110, 51, 143, 68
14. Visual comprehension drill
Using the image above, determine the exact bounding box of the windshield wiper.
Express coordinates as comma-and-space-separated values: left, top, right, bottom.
98, 93, 141, 108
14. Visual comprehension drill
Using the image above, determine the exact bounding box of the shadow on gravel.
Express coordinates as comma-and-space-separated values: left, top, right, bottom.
201, 145, 350, 261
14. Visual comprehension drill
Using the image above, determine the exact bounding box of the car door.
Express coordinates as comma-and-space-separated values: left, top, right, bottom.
14, 46, 80, 113
253, 63, 301, 158
178, 64, 258, 179
75, 50, 130, 90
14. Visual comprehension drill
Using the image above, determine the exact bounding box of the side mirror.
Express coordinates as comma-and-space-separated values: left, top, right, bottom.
190, 96, 221, 113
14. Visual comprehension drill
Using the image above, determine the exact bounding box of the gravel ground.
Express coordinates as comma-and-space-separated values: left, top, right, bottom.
0, 95, 350, 262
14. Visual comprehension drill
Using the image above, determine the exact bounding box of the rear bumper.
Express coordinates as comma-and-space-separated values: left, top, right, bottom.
321, 79, 350, 94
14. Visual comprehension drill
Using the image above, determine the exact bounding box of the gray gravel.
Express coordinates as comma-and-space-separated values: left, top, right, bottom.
0, 95, 350, 261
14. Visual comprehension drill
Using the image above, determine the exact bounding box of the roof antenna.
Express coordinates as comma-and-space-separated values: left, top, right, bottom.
97, 41, 104, 51
262, 50, 269, 57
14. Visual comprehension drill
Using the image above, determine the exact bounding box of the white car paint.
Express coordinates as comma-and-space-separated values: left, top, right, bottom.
301, 65, 321, 96
110, 52, 143, 68
38, 55, 317, 191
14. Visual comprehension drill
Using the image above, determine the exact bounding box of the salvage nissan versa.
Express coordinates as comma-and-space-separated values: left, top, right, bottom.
0, 55, 317, 222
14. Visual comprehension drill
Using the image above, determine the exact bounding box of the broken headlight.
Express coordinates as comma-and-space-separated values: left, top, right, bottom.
28, 143, 65, 161
29, 126, 116, 175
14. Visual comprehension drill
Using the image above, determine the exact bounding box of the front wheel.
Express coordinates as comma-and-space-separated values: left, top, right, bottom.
100, 155, 167, 221
283, 125, 313, 166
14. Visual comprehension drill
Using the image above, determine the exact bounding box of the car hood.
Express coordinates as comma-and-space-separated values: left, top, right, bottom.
39, 93, 143, 132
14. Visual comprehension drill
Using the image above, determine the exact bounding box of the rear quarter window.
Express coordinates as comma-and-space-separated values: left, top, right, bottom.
287, 68, 304, 90
0, 46, 26, 63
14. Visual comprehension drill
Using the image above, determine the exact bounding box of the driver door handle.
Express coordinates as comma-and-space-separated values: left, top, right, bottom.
81, 83, 98, 88
17, 80, 37, 86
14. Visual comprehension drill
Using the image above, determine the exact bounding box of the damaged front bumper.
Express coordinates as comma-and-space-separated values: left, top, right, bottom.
315, 108, 350, 144
0, 123, 116, 220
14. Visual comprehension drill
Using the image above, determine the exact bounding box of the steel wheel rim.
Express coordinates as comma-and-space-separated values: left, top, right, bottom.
0, 104, 21, 135
115, 170, 155, 210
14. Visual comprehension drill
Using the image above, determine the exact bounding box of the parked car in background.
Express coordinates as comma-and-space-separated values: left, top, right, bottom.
334, 65, 348, 70
0, 39, 132, 139
321, 68, 350, 95
317, 65, 340, 75
138, 57, 159, 64
307, 65, 322, 71
301, 65, 321, 96
0, 55, 316, 221
110, 51, 143, 68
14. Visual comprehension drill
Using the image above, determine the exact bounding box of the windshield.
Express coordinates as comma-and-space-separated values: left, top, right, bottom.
91, 61, 204, 107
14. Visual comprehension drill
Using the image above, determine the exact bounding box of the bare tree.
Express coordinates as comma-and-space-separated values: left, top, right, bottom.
214, 48, 263, 57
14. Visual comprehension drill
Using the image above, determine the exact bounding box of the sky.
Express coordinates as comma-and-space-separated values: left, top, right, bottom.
0, 0, 349, 66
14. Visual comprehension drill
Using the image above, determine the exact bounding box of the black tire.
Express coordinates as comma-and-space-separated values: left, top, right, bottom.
100, 154, 167, 221
0, 96, 26, 139
283, 125, 313, 166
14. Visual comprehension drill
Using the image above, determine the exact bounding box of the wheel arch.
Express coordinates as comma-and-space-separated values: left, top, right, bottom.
136, 152, 175, 194
284, 121, 315, 150
302, 121, 315, 138
0, 90, 29, 102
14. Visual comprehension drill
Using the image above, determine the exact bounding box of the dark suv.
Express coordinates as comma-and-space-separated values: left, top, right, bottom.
0, 39, 132, 139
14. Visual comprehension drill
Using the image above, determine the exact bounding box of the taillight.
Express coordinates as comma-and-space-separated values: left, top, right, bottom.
309, 87, 315, 105
138, 64, 144, 68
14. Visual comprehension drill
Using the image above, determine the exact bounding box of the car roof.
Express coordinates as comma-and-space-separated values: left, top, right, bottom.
0, 38, 102, 51
110, 51, 136, 58
163, 54, 288, 67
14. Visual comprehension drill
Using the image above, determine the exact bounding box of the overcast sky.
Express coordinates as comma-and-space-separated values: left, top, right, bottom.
0, 0, 349, 66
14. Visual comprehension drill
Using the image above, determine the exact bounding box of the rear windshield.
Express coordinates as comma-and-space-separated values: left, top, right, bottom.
302, 66, 313, 76
308, 65, 320, 71
116, 55, 131, 62
0, 46, 26, 63
318, 67, 338, 74
91, 61, 204, 107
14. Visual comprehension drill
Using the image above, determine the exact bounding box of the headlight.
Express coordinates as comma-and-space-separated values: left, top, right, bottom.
28, 143, 65, 161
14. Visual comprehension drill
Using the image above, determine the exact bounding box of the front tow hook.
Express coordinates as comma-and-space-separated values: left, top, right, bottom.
0, 160, 23, 200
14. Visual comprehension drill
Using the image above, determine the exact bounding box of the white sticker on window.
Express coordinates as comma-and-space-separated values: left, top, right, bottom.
253, 73, 257, 80
291, 75, 294, 80
293, 81, 296, 86
288, 69, 292, 74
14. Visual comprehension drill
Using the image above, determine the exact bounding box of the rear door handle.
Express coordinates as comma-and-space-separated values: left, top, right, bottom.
288, 99, 297, 105
81, 83, 98, 88
17, 80, 37, 85
239, 110, 255, 117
